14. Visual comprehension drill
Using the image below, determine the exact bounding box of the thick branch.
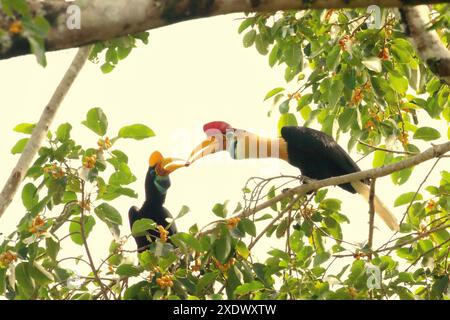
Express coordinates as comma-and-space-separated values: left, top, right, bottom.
204, 141, 449, 233
400, 5, 450, 85
0, 0, 444, 60
0, 46, 91, 219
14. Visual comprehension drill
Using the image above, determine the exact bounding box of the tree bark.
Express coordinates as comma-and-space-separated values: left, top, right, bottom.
0, 0, 444, 60
400, 5, 450, 85
0, 46, 92, 219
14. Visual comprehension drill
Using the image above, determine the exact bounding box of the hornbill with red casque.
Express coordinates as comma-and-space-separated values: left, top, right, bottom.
128, 151, 187, 252
188, 121, 399, 231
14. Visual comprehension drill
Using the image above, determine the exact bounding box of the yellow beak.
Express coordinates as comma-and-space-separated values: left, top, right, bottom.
187, 136, 225, 164
149, 151, 188, 176
161, 157, 189, 174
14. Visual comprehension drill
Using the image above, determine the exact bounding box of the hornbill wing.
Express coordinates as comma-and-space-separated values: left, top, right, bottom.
281, 127, 398, 231
128, 206, 151, 252
306, 128, 362, 174
281, 127, 364, 193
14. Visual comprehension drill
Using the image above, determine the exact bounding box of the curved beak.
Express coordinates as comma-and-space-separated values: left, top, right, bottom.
188, 136, 226, 164
159, 157, 189, 175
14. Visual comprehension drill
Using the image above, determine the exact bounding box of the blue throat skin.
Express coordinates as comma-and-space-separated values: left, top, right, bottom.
154, 175, 170, 194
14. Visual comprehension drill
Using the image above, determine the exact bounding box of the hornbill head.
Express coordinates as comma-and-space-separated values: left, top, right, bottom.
146, 151, 188, 195
187, 121, 287, 164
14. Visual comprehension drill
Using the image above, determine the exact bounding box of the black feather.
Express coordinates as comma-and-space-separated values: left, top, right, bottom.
280, 126, 366, 193
128, 167, 177, 252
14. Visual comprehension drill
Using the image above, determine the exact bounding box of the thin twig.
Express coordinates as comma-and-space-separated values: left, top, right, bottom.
358, 140, 417, 155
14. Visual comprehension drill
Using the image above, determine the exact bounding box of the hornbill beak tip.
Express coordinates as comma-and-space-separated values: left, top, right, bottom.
187, 137, 225, 164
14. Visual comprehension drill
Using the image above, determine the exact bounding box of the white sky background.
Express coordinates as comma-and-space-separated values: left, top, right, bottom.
0, 14, 448, 276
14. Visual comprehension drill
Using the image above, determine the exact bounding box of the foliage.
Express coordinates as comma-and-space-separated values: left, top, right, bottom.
1, 5, 449, 300
0, 0, 50, 66
89, 32, 150, 74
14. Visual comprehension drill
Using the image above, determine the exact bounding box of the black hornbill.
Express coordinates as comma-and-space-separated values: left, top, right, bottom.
188, 121, 399, 231
128, 151, 187, 252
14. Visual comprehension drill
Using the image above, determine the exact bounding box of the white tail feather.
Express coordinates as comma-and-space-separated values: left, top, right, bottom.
351, 181, 399, 231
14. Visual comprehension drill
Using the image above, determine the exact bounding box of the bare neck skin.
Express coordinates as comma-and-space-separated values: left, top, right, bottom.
231, 130, 288, 162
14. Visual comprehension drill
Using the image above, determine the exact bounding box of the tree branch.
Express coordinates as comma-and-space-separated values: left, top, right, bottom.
199, 141, 450, 235
367, 179, 376, 259
400, 5, 450, 85
0, 46, 92, 220
0, 0, 444, 60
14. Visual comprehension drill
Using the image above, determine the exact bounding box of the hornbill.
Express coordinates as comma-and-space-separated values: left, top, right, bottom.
128, 151, 187, 252
188, 121, 399, 231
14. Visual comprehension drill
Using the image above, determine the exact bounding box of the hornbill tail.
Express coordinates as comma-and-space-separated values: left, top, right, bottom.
351, 181, 399, 231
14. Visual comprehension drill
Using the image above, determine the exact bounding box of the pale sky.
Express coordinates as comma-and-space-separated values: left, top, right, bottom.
0, 14, 448, 276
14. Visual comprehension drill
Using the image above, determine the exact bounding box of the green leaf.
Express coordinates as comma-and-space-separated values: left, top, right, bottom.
109, 162, 136, 186
11, 138, 29, 154
320, 198, 342, 212
118, 124, 155, 140
394, 192, 423, 207
29, 262, 54, 285
276, 218, 289, 238
328, 79, 344, 108
69, 216, 96, 245
22, 183, 38, 210
101, 62, 115, 74
45, 237, 60, 261
131, 218, 156, 237
413, 127, 441, 141
278, 99, 290, 114
82, 108, 108, 136
171, 232, 203, 252
240, 218, 256, 237
213, 231, 232, 264
15, 262, 35, 298
313, 252, 331, 266
255, 34, 268, 55
278, 113, 298, 136
326, 45, 341, 71
238, 18, 255, 34
196, 271, 219, 295
300, 105, 312, 121
117, 46, 132, 60
95, 203, 123, 225
212, 202, 228, 218
338, 108, 356, 132
391, 166, 413, 185
242, 30, 256, 48
0, 268, 6, 295
116, 264, 141, 277
234, 281, 264, 295
56, 123, 72, 142
175, 205, 190, 219
431, 275, 449, 299
28, 36, 47, 67
14, 123, 35, 134
389, 72, 408, 94
284, 44, 302, 68
236, 240, 250, 259
269, 43, 279, 67
105, 48, 118, 65
373, 149, 386, 168
264, 87, 284, 101
362, 57, 382, 73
